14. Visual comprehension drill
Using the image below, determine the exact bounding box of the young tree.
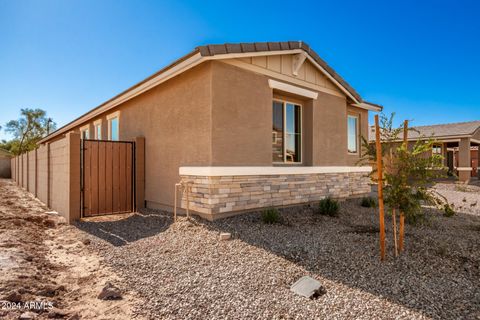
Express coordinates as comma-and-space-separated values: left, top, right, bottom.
359, 113, 451, 256
3, 108, 56, 155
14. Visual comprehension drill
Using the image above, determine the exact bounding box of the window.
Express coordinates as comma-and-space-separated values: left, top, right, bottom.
108, 117, 119, 141
432, 144, 442, 155
107, 112, 120, 141
81, 129, 89, 139
347, 115, 358, 154
94, 123, 102, 140
80, 125, 89, 140
272, 100, 301, 163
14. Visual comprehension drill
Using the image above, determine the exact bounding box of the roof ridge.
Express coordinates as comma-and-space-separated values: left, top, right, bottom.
412, 120, 480, 129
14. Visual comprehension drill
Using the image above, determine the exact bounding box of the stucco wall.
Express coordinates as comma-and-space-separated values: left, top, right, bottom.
211, 61, 273, 166
106, 62, 213, 209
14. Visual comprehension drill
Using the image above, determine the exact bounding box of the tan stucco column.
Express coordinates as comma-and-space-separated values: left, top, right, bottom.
67, 132, 81, 223
478, 147, 480, 179
135, 136, 145, 210
458, 138, 471, 182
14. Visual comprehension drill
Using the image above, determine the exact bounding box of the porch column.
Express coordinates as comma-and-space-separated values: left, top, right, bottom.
458, 138, 471, 182
478, 146, 480, 179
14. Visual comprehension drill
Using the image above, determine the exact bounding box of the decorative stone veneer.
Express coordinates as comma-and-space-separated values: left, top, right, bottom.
180, 169, 371, 219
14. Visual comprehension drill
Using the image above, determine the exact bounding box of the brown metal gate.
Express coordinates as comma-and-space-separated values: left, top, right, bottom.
81, 139, 135, 217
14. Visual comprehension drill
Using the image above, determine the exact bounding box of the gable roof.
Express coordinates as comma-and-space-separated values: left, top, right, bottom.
369, 120, 480, 141
40, 41, 382, 144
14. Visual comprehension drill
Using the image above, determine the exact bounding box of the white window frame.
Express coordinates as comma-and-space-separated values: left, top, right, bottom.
347, 114, 359, 155
272, 99, 302, 164
93, 119, 102, 140
80, 124, 90, 140
432, 144, 443, 155
107, 111, 120, 141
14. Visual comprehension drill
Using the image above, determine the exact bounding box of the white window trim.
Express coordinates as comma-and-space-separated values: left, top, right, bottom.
268, 79, 318, 100
273, 99, 303, 165
80, 124, 90, 140
93, 119, 102, 140
347, 114, 359, 155
107, 111, 120, 141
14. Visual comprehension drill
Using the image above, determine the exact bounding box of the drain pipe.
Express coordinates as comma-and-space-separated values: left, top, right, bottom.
173, 180, 191, 222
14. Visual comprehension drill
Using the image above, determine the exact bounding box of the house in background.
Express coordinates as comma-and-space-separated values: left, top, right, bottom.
370, 121, 480, 182
14, 41, 382, 222
0, 148, 12, 178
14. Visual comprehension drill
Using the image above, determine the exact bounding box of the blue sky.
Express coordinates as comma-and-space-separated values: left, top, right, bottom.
0, 0, 479, 140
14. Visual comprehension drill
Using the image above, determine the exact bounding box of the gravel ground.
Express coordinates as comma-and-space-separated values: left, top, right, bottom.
433, 182, 480, 216
78, 197, 480, 320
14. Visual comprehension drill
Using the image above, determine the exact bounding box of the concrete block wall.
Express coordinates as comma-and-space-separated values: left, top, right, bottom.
10, 133, 81, 223
28, 150, 36, 196
36, 145, 49, 204
49, 138, 69, 217
180, 171, 371, 220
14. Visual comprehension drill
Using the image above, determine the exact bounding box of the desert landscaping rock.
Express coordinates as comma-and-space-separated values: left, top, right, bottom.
219, 232, 231, 240
19, 311, 38, 320
97, 282, 122, 300
81, 193, 480, 319
2, 177, 479, 319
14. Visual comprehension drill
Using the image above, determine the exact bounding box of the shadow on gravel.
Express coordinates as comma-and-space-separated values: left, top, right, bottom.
201, 200, 480, 319
76, 211, 173, 246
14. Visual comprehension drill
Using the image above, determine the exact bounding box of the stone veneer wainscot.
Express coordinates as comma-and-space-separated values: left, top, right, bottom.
179, 166, 372, 220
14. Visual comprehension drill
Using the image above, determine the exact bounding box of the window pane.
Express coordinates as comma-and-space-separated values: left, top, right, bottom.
82, 129, 89, 140
347, 116, 357, 153
110, 118, 119, 141
285, 103, 301, 162
285, 133, 301, 162
272, 101, 284, 162
96, 125, 102, 140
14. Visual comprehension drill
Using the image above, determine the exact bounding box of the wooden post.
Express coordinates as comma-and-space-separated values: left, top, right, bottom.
375, 115, 386, 261
392, 208, 398, 257
399, 120, 408, 252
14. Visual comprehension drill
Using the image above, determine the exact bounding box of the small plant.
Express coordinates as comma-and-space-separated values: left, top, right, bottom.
318, 197, 339, 216
443, 204, 455, 217
361, 196, 377, 208
261, 208, 281, 224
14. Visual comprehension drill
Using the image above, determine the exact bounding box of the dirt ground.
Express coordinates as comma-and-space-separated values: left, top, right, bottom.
0, 179, 143, 320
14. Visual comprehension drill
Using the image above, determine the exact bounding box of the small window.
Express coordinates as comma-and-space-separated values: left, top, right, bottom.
272, 100, 301, 163
109, 117, 119, 141
95, 123, 102, 140
432, 145, 442, 155
347, 115, 358, 154
81, 129, 89, 140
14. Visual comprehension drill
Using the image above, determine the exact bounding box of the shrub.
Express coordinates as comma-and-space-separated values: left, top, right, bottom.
261, 208, 281, 224
318, 197, 339, 216
443, 204, 455, 217
361, 196, 377, 208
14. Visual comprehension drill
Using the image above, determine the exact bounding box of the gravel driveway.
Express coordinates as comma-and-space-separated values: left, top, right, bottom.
77, 194, 480, 320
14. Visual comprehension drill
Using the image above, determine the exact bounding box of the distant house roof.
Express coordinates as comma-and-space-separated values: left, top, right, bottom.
369, 120, 480, 141
39, 41, 382, 144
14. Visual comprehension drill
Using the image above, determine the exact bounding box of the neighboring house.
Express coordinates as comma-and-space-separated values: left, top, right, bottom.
23, 41, 382, 221
369, 121, 480, 182
0, 148, 12, 178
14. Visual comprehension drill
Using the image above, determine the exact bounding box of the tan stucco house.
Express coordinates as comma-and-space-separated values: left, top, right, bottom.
370, 120, 480, 182
35, 41, 382, 220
